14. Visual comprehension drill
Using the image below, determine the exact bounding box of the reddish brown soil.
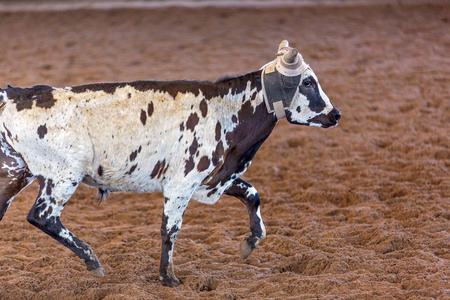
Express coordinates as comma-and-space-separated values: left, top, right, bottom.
0, 4, 449, 299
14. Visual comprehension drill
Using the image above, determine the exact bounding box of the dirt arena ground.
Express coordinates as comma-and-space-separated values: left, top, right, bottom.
0, 3, 449, 299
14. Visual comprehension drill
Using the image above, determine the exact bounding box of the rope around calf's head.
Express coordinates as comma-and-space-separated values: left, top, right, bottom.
260, 41, 309, 120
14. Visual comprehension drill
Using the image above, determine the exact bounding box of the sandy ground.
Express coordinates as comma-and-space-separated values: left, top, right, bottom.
0, 3, 449, 299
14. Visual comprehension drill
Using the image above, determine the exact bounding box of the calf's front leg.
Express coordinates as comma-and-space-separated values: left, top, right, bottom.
159, 195, 190, 287
225, 178, 266, 259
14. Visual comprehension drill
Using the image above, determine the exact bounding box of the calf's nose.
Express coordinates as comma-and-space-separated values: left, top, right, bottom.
333, 109, 341, 122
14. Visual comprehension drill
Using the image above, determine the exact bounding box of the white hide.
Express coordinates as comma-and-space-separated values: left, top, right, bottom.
286, 68, 335, 126
256, 207, 266, 239
0, 82, 263, 208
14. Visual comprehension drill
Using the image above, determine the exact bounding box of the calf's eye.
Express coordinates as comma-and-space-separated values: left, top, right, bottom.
303, 80, 312, 87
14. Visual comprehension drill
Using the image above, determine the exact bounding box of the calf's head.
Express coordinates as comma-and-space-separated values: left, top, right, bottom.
262, 40, 340, 128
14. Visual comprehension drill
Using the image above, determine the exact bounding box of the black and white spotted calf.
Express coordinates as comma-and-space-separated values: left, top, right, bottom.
0, 40, 339, 286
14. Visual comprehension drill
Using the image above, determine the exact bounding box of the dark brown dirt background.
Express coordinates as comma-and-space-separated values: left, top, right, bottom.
0, 3, 449, 299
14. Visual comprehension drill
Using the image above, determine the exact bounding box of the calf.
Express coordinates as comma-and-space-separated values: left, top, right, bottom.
0, 40, 340, 286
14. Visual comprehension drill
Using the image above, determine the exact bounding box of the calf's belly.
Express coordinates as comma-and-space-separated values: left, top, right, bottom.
81, 171, 164, 194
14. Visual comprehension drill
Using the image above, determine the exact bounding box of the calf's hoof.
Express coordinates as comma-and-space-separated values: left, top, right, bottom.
239, 237, 256, 260
160, 276, 181, 287
89, 266, 105, 278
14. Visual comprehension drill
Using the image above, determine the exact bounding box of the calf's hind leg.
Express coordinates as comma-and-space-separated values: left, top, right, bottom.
27, 175, 104, 277
225, 178, 266, 259
0, 136, 35, 221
